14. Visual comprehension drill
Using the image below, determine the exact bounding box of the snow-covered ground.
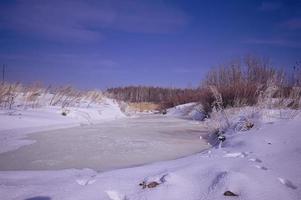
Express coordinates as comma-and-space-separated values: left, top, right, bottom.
0, 102, 300, 200
166, 102, 206, 120
0, 97, 126, 153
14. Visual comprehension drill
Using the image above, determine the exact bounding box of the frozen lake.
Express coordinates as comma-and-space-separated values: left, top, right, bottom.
0, 115, 209, 171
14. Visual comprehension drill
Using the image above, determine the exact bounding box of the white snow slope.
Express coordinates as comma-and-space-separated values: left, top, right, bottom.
0, 97, 126, 153
0, 106, 300, 200
166, 102, 206, 120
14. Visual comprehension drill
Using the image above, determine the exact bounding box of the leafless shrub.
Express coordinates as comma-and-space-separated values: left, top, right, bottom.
209, 86, 230, 128
257, 78, 301, 109
60, 88, 83, 108
244, 55, 285, 85
0, 83, 20, 109
0, 84, 9, 107
198, 87, 214, 114
49, 86, 69, 106
274, 86, 301, 109
291, 61, 301, 86
49, 86, 82, 108
85, 90, 103, 107
202, 56, 289, 111
288, 87, 301, 108
23, 82, 46, 108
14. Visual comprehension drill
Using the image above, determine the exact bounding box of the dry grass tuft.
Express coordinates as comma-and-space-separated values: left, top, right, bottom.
0, 83, 104, 110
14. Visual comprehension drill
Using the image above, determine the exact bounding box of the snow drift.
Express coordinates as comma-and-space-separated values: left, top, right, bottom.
166, 102, 206, 121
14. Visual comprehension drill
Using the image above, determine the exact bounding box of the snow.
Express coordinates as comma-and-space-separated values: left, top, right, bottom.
0, 104, 300, 200
166, 102, 206, 120
0, 97, 126, 153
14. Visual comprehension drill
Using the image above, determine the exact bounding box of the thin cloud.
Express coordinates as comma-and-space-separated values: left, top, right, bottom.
0, 0, 189, 42
0, 52, 119, 70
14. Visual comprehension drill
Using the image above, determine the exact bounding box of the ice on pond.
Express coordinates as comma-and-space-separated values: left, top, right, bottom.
0, 115, 209, 171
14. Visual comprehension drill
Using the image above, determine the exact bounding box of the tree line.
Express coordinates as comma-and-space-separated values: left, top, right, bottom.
106, 86, 202, 109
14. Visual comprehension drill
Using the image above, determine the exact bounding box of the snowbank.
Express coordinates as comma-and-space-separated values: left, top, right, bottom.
0, 98, 125, 153
0, 107, 300, 200
166, 102, 206, 120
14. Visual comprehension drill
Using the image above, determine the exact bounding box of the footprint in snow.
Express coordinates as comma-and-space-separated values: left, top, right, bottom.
278, 177, 297, 190
76, 178, 96, 186
223, 152, 250, 158
75, 169, 97, 186
248, 158, 262, 163
208, 171, 228, 192
106, 190, 127, 200
253, 165, 268, 170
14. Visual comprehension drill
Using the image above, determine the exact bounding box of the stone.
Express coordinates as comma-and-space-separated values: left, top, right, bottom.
139, 181, 160, 189
218, 135, 226, 142
223, 191, 238, 196
147, 181, 160, 188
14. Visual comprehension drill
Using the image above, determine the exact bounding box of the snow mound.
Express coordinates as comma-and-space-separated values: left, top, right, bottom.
167, 102, 206, 120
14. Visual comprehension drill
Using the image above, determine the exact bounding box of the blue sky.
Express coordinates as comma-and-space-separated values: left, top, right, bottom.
0, 0, 300, 89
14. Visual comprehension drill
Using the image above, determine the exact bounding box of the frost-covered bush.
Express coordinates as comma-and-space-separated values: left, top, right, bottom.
200, 56, 301, 116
